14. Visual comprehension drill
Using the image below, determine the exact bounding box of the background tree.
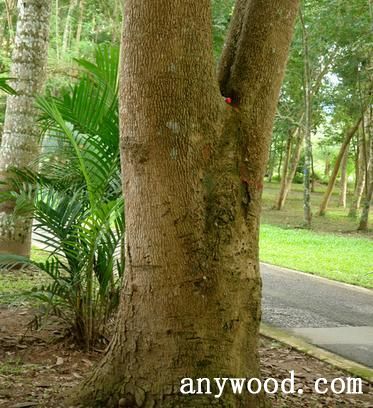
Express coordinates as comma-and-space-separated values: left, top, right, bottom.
0, 0, 51, 257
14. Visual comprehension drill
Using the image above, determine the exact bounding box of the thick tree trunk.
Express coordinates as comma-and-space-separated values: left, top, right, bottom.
338, 144, 350, 208
72, 0, 299, 407
318, 115, 363, 216
349, 132, 366, 217
276, 127, 303, 210
0, 0, 51, 257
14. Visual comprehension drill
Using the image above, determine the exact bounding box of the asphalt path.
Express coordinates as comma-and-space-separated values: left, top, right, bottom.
261, 263, 373, 368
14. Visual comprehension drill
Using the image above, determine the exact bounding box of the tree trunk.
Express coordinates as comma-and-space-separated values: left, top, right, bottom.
275, 127, 303, 210
324, 154, 331, 177
300, 10, 312, 227
318, 115, 363, 216
338, 144, 350, 208
358, 113, 373, 231
62, 0, 77, 55
278, 129, 293, 189
72, 0, 299, 406
311, 146, 316, 193
55, 0, 60, 60
349, 131, 367, 217
75, 0, 85, 45
0, 0, 51, 257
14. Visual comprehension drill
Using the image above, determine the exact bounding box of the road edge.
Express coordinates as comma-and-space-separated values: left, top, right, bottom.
260, 262, 373, 293
260, 323, 373, 383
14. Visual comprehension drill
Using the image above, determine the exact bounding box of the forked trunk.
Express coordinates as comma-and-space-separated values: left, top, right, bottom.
318, 115, 363, 216
0, 0, 51, 257
276, 127, 304, 210
72, 0, 298, 406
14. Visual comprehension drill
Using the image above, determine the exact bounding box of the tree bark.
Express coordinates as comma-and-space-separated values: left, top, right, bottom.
358, 112, 373, 231
300, 9, 312, 227
55, 0, 60, 60
278, 129, 293, 187
75, 0, 85, 45
72, 0, 299, 406
324, 154, 331, 178
338, 144, 350, 208
349, 131, 366, 217
318, 115, 363, 216
0, 0, 51, 257
276, 127, 303, 210
62, 0, 77, 55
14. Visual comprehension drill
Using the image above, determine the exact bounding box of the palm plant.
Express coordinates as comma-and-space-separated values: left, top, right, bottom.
0, 46, 124, 349
0, 76, 16, 95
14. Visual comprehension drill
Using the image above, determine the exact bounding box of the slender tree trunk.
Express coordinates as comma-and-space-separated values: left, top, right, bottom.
55, 0, 60, 60
72, 0, 299, 406
276, 136, 285, 177
75, 0, 85, 45
349, 131, 367, 217
311, 146, 316, 192
62, 0, 77, 55
338, 144, 350, 208
274, 34, 336, 210
278, 129, 292, 187
276, 127, 303, 210
354, 139, 360, 190
4, 0, 15, 42
300, 10, 312, 227
325, 155, 331, 178
0, 0, 51, 257
358, 112, 373, 231
318, 115, 363, 216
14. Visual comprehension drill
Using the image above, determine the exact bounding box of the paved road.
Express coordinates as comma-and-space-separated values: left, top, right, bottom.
261, 263, 373, 368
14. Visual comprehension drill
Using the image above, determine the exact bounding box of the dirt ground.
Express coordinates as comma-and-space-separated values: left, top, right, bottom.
0, 306, 372, 408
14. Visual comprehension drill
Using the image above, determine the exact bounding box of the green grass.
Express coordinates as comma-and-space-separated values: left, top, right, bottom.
0, 247, 50, 305
260, 224, 373, 288
261, 181, 372, 235
0, 359, 38, 376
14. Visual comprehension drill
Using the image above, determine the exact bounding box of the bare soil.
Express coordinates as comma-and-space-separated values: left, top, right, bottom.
0, 306, 371, 407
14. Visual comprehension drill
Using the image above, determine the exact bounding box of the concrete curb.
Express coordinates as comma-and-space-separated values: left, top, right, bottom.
260, 323, 373, 383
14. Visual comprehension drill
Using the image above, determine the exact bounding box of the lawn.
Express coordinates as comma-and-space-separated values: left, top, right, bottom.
260, 181, 372, 288
260, 224, 373, 288
261, 181, 372, 236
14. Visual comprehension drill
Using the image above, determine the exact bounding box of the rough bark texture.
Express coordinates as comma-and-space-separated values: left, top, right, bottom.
318, 115, 363, 216
72, 1, 299, 407
338, 144, 349, 208
0, 0, 51, 257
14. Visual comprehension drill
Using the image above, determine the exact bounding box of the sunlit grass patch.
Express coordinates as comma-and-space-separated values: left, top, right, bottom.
260, 224, 373, 288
